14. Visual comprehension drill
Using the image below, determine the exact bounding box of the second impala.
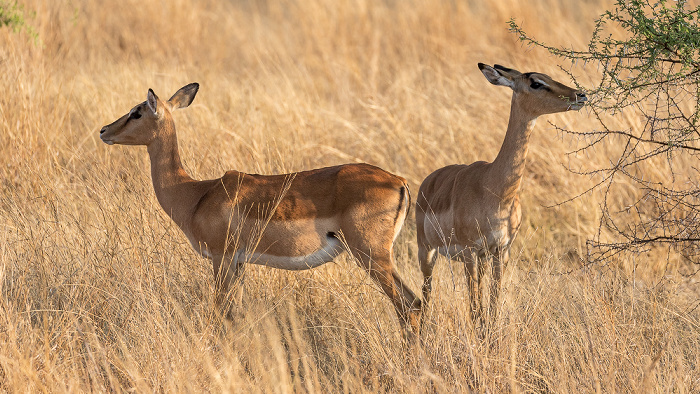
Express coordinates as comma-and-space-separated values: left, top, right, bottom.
99, 83, 421, 332
417, 64, 587, 327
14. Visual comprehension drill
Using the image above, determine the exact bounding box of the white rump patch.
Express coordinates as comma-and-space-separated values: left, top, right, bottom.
236, 236, 345, 270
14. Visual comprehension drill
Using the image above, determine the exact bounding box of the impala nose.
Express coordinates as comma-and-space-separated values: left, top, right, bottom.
577, 91, 588, 102
99, 127, 115, 145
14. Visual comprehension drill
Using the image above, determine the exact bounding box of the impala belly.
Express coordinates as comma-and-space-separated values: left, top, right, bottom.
422, 205, 515, 258
437, 244, 469, 260
420, 210, 456, 249
475, 228, 511, 254
236, 216, 344, 270
237, 235, 344, 270
188, 216, 346, 270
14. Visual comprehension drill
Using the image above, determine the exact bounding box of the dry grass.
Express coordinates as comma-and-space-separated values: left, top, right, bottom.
0, 0, 698, 391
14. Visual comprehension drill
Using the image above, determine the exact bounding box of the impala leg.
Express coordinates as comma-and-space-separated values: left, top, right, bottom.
488, 249, 509, 321
418, 245, 437, 331
354, 248, 421, 335
212, 252, 245, 318
420, 247, 438, 305
463, 253, 483, 325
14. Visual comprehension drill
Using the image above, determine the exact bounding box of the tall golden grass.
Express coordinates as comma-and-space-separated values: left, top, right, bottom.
0, 0, 698, 391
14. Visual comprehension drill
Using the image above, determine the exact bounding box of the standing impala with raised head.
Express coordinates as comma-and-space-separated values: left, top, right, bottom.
417, 64, 587, 326
99, 83, 421, 332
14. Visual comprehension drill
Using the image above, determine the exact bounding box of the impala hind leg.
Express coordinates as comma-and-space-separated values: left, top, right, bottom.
418, 244, 437, 330
354, 247, 421, 335
212, 253, 245, 318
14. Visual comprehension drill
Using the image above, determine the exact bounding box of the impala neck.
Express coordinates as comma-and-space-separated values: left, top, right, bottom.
487, 96, 538, 199
146, 120, 196, 225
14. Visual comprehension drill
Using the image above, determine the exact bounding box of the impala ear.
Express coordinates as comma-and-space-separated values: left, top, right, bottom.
168, 83, 199, 110
494, 64, 522, 77
147, 89, 160, 115
478, 63, 515, 89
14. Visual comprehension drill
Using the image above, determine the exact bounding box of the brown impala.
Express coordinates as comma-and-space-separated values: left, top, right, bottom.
100, 83, 421, 332
417, 64, 587, 326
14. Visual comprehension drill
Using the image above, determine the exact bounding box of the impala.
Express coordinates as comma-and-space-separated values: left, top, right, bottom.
99, 83, 421, 332
417, 64, 587, 325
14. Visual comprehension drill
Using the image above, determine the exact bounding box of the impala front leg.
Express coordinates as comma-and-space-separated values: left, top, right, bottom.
488, 248, 509, 321
461, 252, 483, 325
212, 252, 245, 318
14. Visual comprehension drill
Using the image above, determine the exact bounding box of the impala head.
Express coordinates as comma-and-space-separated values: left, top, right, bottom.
100, 83, 199, 146
478, 63, 586, 117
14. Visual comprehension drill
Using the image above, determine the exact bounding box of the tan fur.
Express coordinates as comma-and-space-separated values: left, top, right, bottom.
100, 84, 421, 333
417, 64, 587, 326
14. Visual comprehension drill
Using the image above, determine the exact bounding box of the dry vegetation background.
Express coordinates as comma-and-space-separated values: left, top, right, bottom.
0, 0, 698, 391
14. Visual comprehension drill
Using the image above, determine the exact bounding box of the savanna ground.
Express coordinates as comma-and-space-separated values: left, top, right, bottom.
1, 0, 699, 392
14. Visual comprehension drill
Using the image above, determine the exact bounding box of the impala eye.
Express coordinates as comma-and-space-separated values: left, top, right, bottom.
530, 81, 543, 89
129, 110, 142, 119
